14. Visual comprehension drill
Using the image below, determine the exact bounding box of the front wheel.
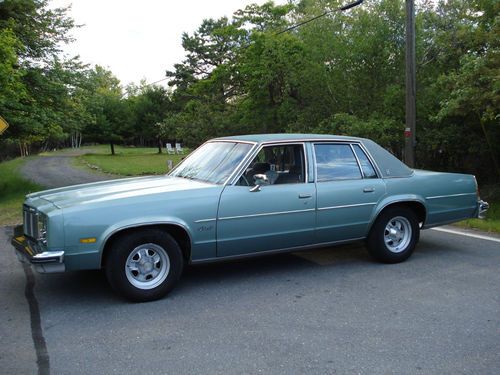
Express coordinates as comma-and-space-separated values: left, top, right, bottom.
105, 229, 184, 302
367, 207, 419, 264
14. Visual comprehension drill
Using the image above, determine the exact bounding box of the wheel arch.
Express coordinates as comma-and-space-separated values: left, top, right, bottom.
100, 223, 192, 268
370, 199, 427, 233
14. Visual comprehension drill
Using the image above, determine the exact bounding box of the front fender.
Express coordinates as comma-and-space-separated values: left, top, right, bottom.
98, 216, 193, 253
62, 216, 203, 271
96, 216, 197, 267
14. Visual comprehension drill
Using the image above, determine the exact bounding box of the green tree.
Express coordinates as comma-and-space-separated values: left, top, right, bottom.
413, 0, 500, 179
83, 66, 130, 155
0, 0, 78, 156
237, 32, 309, 133
127, 84, 173, 152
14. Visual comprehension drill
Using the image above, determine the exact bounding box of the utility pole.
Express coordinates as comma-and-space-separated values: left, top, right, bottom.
404, 0, 416, 167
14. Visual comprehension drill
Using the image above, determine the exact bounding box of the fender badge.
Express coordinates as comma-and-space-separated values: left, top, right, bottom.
198, 225, 213, 232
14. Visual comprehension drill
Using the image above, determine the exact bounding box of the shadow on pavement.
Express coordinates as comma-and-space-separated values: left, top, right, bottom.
27, 231, 468, 306
35, 242, 374, 304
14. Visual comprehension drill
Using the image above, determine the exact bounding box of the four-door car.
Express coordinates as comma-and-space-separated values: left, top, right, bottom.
12, 134, 489, 301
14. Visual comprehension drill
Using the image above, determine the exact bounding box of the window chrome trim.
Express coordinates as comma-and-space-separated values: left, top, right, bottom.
219, 208, 315, 221
222, 142, 259, 187
228, 142, 309, 186
305, 142, 315, 182
312, 141, 370, 183
213, 139, 259, 145
356, 142, 383, 178
318, 202, 377, 211
226, 142, 263, 186
260, 138, 358, 145
311, 142, 320, 184
425, 193, 477, 200
350, 143, 364, 178
351, 143, 380, 179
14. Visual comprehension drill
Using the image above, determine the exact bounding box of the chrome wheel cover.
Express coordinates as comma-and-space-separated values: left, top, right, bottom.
125, 243, 170, 289
384, 216, 412, 253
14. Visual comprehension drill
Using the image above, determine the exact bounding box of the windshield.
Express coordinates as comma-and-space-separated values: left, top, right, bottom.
169, 141, 254, 184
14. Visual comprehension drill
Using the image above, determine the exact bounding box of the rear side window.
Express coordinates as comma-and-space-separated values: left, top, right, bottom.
314, 144, 362, 181
352, 144, 377, 178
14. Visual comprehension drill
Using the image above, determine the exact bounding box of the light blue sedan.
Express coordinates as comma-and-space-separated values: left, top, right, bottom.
12, 134, 489, 301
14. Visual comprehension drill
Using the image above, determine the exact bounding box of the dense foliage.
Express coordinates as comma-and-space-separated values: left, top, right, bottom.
0, 0, 498, 181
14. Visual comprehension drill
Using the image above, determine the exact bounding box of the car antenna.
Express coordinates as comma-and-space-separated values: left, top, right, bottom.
276, 0, 364, 35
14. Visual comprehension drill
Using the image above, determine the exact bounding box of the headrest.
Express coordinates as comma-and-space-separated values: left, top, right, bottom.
289, 164, 302, 174
252, 162, 270, 173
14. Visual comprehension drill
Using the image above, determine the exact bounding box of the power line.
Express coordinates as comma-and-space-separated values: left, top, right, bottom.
142, 1, 363, 89
276, 0, 364, 35
144, 77, 169, 87
120, 77, 169, 98
139, 1, 363, 95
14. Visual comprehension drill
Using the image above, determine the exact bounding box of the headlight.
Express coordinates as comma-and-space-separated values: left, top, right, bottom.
37, 213, 48, 245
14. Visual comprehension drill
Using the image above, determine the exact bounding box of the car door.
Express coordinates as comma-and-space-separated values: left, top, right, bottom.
216, 143, 316, 257
313, 142, 386, 243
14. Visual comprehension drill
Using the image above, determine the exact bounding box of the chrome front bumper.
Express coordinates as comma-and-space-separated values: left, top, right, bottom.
11, 225, 65, 273
476, 200, 489, 219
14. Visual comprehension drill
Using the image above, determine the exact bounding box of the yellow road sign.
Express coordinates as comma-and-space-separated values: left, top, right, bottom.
0, 116, 9, 135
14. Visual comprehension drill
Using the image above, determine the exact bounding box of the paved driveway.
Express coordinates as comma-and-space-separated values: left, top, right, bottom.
1, 226, 499, 375
21, 151, 117, 188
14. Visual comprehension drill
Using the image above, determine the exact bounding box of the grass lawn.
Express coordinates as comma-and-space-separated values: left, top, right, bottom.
76, 145, 188, 176
0, 158, 44, 226
455, 204, 500, 232
455, 185, 500, 233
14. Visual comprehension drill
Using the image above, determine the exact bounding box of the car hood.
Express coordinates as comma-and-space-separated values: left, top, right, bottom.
26, 175, 214, 209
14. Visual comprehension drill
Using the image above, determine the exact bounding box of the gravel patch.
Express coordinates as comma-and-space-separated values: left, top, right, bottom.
20, 152, 118, 189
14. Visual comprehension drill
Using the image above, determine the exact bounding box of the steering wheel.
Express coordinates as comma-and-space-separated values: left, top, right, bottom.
238, 174, 250, 186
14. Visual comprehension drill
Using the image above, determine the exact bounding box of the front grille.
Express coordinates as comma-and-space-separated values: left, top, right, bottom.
23, 205, 39, 239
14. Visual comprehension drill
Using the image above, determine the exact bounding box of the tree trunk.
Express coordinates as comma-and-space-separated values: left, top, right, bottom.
19, 141, 29, 157
157, 138, 162, 154
110, 142, 115, 155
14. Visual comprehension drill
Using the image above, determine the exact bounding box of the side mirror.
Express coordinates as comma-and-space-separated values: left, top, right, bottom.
250, 174, 269, 192
253, 174, 269, 185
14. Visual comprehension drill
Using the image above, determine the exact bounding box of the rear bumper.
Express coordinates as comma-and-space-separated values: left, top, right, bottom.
11, 225, 65, 273
476, 200, 489, 219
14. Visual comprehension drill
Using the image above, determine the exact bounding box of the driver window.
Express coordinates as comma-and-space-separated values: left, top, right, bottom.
238, 144, 306, 186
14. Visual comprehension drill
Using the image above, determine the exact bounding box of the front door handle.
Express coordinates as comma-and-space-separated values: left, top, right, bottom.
298, 193, 312, 199
363, 187, 375, 193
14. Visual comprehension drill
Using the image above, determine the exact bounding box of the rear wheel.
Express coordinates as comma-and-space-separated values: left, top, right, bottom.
367, 207, 419, 263
105, 229, 183, 302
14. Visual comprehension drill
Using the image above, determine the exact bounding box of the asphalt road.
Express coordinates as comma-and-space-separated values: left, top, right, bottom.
1, 226, 499, 375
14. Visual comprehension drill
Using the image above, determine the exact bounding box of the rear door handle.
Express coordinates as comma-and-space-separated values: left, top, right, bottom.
363, 187, 375, 193
298, 193, 312, 199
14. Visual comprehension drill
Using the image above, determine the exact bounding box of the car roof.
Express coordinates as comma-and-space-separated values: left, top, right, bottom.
212, 133, 413, 178
213, 133, 366, 144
